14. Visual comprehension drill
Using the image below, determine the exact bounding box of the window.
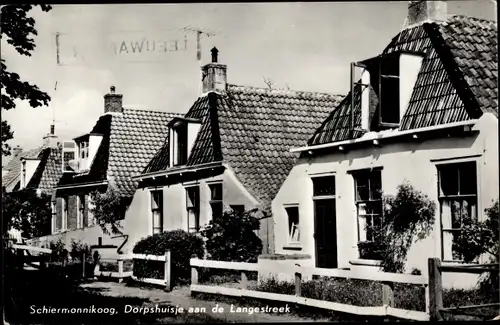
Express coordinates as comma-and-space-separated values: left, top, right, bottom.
285, 206, 300, 243
79, 141, 89, 171
186, 186, 200, 233
51, 201, 57, 233
77, 194, 86, 229
62, 197, 68, 231
230, 205, 245, 214
352, 169, 383, 244
209, 183, 223, 218
172, 125, 188, 166
438, 162, 477, 262
361, 53, 401, 128
151, 191, 163, 234
312, 175, 336, 197
87, 196, 95, 227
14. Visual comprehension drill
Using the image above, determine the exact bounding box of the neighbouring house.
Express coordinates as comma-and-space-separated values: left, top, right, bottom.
3, 125, 63, 239
133, 48, 343, 254
272, 0, 498, 289
29, 86, 181, 253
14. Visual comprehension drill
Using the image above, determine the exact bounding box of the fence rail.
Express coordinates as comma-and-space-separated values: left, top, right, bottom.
433, 259, 500, 320
190, 257, 430, 321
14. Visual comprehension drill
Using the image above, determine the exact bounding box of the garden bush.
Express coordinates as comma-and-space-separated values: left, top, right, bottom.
132, 229, 204, 285
200, 208, 262, 263
49, 239, 67, 263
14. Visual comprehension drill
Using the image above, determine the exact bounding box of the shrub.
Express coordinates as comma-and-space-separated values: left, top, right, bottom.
89, 188, 130, 235
200, 208, 262, 263
364, 181, 436, 273
132, 229, 204, 285
49, 239, 67, 263
69, 240, 92, 263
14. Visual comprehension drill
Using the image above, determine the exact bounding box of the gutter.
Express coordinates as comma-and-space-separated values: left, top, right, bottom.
56, 180, 108, 190
134, 161, 224, 181
291, 119, 479, 153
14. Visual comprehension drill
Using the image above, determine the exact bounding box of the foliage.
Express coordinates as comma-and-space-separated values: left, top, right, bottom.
49, 238, 67, 263
69, 240, 92, 263
200, 208, 263, 263
362, 181, 436, 273
132, 229, 204, 284
453, 199, 499, 296
2, 188, 52, 238
89, 188, 130, 235
1, 5, 52, 155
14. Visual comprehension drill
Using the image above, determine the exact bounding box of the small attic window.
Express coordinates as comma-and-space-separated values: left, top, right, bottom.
361, 52, 401, 128
168, 117, 202, 168
173, 124, 188, 166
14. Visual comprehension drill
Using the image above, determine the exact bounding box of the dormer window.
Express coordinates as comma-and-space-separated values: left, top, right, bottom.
354, 51, 424, 131
168, 117, 202, 168
79, 141, 89, 171
21, 161, 27, 188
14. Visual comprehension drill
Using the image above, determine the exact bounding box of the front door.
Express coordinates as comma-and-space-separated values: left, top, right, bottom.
312, 175, 338, 269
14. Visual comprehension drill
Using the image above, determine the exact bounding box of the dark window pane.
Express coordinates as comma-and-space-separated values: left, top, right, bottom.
313, 176, 336, 196
230, 205, 245, 214
186, 187, 199, 209
211, 202, 223, 218
286, 207, 299, 234
210, 184, 223, 200
369, 171, 382, 200
450, 200, 462, 229
459, 162, 477, 195
380, 77, 400, 124
439, 165, 459, 196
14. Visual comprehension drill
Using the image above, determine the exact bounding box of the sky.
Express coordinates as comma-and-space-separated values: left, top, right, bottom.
1, 1, 497, 166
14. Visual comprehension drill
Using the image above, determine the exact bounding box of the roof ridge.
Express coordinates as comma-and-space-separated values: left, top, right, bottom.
122, 107, 183, 115
443, 14, 498, 27
227, 83, 344, 98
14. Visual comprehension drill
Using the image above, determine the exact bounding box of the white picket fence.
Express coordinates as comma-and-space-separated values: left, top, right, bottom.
94, 250, 172, 291
190, 258, 430, 321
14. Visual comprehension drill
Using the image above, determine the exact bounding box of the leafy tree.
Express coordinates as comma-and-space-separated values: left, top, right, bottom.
2, 188, 52, 239
1, 4, 52, 156
88, 188, 130, 235
200, 208, 263, 263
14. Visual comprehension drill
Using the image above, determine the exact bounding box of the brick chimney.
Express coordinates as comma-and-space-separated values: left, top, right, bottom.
104, 85, 123, 114
408, 1, 447, 26
201, 47, 227, 94
43, 124, 58, 148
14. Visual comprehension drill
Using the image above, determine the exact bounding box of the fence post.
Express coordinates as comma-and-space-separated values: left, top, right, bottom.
82, 252, 86, 278
191, 258, 199, 285
164, 250, 171, 292
428, 258, 443, 321
382, 281, 394, 308
241, 271, 248, 289
294, 268, 302, 297
118, 257, 124, 283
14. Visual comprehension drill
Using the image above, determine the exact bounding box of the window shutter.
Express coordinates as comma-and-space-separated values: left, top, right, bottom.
62, 141, 78, 173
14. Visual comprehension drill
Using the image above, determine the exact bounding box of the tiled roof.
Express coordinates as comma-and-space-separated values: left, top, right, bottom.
108, 109, 182, 197
58, 110, 181, 198
2, 146, 45, 190
26, 146, 63, 196
143, 85, 344, 211
309, 15, 497, 146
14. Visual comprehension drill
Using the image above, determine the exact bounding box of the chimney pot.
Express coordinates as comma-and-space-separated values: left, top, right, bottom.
202, 48, 227, 94
408, 1, 447, 26
211, 47, 219, 63
104, 86, 123, 114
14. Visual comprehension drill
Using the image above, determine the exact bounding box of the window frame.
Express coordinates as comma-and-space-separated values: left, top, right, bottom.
208, 183, 223, 219
76, 194, 86, 229
186, 186, 201, 233
150, 190, 164, 235
62, 196, 68, 231
172, 123, 188, 166
350, 168, 383, 246
437, 160, 479, 263
284, 205, 300, 245
51, 201, 57, 233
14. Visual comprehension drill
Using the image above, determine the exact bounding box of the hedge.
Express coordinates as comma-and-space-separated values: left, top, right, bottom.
132, 229, 204, 285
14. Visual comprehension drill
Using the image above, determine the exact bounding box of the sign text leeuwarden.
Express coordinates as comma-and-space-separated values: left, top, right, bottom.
113, 37, 189, 56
